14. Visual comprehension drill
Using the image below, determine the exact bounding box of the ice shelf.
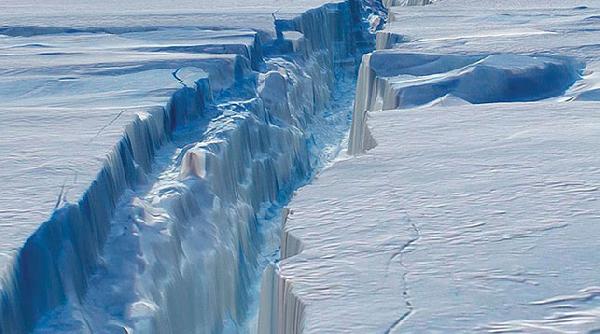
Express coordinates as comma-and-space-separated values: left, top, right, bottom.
267, 102, 600, 333
0, 0, 385, 333
263, 0, 600, 333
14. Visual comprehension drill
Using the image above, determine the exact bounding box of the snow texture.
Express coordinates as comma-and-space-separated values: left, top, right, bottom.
270, 102, 600, 333
264, 0, 600, 333
349, 0, 600, 154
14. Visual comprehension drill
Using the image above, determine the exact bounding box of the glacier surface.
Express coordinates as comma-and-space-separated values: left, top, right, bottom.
271, 102, 600, 333
263, 0, 600, 333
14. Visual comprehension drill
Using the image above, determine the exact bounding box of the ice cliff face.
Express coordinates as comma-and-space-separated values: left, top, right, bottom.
348, 52, 583, 154
347, 0, 600, 154
0, 1, 382, 333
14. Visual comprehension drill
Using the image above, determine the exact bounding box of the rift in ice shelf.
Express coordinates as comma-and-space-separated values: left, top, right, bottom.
1, 0, 600, 333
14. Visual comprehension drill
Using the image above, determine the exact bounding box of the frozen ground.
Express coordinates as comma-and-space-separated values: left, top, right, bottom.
263, 0, 600, 333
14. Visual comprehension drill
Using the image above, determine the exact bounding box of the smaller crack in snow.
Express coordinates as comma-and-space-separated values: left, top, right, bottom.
384, 310, 411, 334
172, 68, 187, 87
54, 172, 78, 208
54, 179, 67, 209
88, 109, 126, 144
384, 218, 421, 333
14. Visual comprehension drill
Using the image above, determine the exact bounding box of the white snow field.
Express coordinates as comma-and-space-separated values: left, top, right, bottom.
261, 0, 600, 333
265, 102, 600, 333
0, 0, 388, 333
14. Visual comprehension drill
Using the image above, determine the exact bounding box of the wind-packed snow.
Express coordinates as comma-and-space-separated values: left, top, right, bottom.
0, 0, 341, 35
269, 102, 600, 333
380, 0, 600, 103
263, 0, 600, 333
0, 0, 382, 333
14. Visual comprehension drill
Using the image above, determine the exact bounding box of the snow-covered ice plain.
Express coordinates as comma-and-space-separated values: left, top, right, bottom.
272, 102, 600, 333
0, 0, 388, 332
2, 0, 600, 333
264, 0, 600, 333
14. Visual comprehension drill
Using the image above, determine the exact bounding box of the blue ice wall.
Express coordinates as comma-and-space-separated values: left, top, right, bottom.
0, 77, 212, 334
0, 0, 383, 333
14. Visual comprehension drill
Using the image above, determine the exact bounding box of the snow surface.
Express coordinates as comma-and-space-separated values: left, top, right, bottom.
381, 0, 600, 102
0, 0, 341, 36
350, 0, 600, 153
269, 102, 600, 333
262, 0, 600, 333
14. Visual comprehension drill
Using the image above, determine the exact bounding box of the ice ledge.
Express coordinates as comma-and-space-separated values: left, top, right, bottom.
0, 74, 212, 334
348, 51, 584, 154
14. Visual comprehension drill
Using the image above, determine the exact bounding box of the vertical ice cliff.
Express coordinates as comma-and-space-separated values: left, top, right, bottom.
347, 53, 378, 155
255, 2, 387, 334
0, 1, 384, 333
258, 0, 600, 332
1, 75, 213, 334
348, 51, 582, 154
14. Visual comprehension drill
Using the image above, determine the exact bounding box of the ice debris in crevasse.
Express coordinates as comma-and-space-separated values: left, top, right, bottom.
0, 0, 385, 333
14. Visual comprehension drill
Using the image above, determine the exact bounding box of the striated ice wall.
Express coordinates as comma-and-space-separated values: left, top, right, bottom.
0, 74, 213, 334
256, 209, 305, 334
118, 53, 335, 333
255, 2, 387, 334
